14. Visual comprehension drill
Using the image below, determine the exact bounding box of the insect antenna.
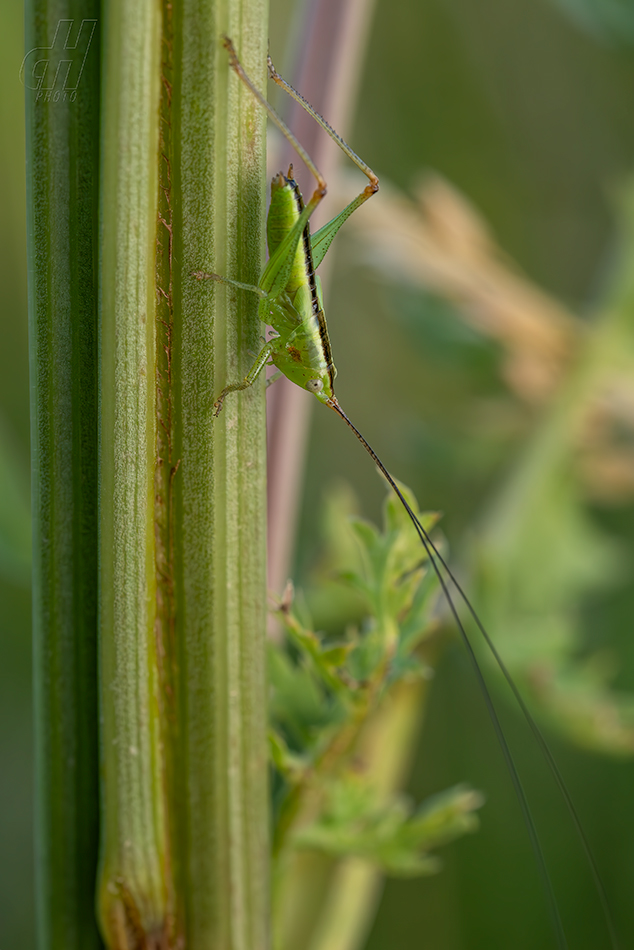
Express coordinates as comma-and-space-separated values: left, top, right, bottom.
327, 395, 619, 950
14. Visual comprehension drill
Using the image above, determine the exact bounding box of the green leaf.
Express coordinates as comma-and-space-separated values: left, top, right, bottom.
269, 645, 344, 753
346, 626, 385, 682
292, 776, 483, 878
269, 730, 308, 781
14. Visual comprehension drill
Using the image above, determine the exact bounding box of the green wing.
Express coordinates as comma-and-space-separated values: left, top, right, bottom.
260, 201, 314, 298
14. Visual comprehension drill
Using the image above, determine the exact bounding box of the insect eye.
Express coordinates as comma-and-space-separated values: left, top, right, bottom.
306, 378, 323, 393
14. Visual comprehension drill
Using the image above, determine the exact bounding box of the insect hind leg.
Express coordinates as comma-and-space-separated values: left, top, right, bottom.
266, 54, 379, 202
222, 36, 327, 210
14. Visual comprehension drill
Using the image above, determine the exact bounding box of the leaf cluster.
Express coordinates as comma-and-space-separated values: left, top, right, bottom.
269, 483, 482, 880
293, 777, 483, 877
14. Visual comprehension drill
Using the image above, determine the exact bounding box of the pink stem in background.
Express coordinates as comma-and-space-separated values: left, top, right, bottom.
267, 0, 378, 598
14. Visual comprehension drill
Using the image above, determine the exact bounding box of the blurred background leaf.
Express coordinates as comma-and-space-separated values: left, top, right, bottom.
547, 0, 634, 44
290, 0, 634, 947
0, 1, 33, 947
0, 414, 31, 587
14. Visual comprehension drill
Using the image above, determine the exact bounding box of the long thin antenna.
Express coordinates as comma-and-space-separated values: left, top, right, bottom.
328, 395, 620, 950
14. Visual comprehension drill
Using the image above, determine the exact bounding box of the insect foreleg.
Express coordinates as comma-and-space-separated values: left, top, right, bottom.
213, 341, 274, 417
192, 270, 267, 298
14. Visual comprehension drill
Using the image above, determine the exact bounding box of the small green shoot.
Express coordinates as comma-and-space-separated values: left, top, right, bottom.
269, 483, 482, 896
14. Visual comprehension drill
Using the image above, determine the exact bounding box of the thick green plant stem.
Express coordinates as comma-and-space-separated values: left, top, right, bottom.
97, 0, 165, 945
274, 681, 428, 950
98, 1, 269, 948
170, 4, 269, 947
25, 5, 102, 950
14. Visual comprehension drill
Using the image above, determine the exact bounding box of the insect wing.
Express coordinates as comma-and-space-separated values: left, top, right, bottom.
260, 202, 314, 299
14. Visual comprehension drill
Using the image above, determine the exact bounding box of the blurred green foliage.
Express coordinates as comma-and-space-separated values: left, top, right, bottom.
291, 0, 634, 947
293, 776, 482, 876
0, 2, 34, 948
270, 484, 483, 948
548, 0, 634, 44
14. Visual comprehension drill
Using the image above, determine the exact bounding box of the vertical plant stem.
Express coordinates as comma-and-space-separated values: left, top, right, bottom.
25, 6, 101, 949
274, 679, 427, 950
306, 680, 427, 950
97, 0, 165, 945
170, 4, 269, 947
98, 1, 270, 947
30, 1, 269, 945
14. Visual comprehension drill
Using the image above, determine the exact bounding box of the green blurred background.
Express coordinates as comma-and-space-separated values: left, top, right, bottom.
4, 0, 634, 946
281, 0, 634, 947
1, 2, 35, 947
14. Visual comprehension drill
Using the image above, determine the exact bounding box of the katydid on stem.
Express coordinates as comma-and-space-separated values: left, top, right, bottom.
194, 36, 619, 950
